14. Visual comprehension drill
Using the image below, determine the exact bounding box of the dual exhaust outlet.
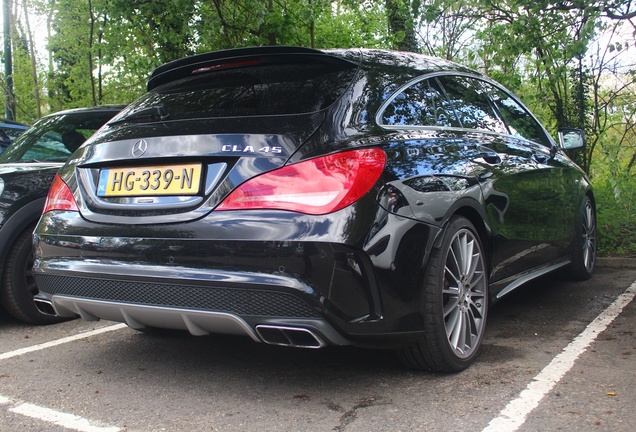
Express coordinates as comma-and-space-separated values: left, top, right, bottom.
255, 325, 326, 349
33, 298, 58, 316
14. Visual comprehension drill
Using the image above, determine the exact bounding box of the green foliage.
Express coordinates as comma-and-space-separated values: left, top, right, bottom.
592, 166, 636, 256
47, 0, 97, 109
588, 78, 636, 256
10, 42, 42, 123
314, 2, 389, 49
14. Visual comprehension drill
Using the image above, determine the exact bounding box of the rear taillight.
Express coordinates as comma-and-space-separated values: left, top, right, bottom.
217, 148, 386, 215
43, 174, 79, 213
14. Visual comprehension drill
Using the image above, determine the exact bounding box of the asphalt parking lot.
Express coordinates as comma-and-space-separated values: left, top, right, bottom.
1, 261, 635, 432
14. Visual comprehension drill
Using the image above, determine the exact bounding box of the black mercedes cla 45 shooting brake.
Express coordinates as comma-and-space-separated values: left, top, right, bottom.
32, 47, 595, 372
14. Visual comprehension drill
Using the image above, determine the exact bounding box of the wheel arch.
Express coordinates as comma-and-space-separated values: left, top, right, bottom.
435, 199, 490, 248
0, 198, 45, 282
432, 201, 492, 276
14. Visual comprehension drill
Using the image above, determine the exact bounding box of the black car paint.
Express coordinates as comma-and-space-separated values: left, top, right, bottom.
0, 165, 60, 279
33, 48, 592, 349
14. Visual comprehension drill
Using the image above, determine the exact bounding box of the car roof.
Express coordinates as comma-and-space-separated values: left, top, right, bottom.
327, 48, 479, 77
0, 119, 29, 129
39, 105, 127, 120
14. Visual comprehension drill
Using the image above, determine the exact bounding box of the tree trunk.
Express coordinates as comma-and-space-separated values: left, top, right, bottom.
3, 0, 16, 119
22, 0, 41, 118
386, 0, 419, 52
88, 0, 97, 106
266, 0, 277, 45
46, 0, 58, 111
98, 13, 107, 104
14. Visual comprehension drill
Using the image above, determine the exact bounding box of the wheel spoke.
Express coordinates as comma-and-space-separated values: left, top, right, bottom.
449, 310, 464, 350
469, 271, 485, 290
467, 298, 484, 320
466, 251, 480, 283
448, 244, 462, 279
459, 311, 470, 354
459, 234, 474, 276
446, 307, 460, 338
443, 297, 459, 318
444, 265, 461, 288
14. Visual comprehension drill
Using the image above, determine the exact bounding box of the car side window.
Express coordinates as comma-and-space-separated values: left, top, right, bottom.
436, 75, 507, 134
484, 83, 551, 146
380, 78, 461, 128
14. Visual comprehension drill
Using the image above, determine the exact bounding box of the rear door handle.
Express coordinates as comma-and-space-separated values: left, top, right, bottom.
533, 153, 549, 164
478, 146, 501, 165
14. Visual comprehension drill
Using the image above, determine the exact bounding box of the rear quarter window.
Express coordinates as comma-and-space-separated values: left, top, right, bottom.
380, 78, 461, 128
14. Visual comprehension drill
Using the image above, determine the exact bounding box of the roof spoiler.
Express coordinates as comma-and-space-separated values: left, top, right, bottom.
147, 46, 358, 91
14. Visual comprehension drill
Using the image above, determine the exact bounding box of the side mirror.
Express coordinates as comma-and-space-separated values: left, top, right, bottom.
558, 128, 586, 150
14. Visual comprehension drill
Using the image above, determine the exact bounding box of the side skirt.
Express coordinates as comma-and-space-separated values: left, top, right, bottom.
492, 259, 571, 300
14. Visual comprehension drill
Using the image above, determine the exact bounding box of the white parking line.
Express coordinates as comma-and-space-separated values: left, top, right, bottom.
0, 394, 122, 432
0, 323, 127, 361
1, 323, 127, 431
482, 279, 636, 432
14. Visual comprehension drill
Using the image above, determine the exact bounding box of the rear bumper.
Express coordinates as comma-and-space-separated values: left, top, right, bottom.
38, 293, 346, 348
33, 207, 440, 348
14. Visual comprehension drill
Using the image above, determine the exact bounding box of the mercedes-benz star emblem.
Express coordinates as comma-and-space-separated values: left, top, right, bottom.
132, 139, 148, 158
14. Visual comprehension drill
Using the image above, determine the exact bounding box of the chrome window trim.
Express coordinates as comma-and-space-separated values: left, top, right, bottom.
375, 71, 557, 149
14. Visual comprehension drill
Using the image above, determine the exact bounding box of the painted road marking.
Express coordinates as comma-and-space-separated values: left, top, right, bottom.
482, 279, 636, 432
1, 394, 122, 432
1, 324, 127, 431
0, 323, 127, 361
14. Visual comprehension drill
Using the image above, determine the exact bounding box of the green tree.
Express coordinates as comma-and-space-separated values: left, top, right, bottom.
46, 0, 103, 109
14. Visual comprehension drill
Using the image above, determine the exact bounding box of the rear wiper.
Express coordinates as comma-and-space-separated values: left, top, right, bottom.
109, 105, 169, 126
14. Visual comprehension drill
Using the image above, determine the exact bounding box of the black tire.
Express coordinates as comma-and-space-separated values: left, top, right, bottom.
0, 227, 66, 324
565, 196, 596, 281
399, 216, 488, 372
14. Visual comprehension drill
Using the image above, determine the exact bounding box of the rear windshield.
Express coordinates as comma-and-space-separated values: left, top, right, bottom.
119, 62, 357, 122
0, 111, 118, 163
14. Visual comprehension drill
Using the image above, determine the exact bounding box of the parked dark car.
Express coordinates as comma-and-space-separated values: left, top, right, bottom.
32, 47, 595, 371
0, 106, 124, 324
0, 119, 29, 152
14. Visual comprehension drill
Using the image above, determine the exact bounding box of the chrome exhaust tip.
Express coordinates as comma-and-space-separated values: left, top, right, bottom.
33, 298, 58, 316
255, 325, 326, 349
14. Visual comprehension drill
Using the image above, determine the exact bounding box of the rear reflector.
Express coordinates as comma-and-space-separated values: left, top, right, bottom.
217, 148, 386, 215
43, 174, 79, 213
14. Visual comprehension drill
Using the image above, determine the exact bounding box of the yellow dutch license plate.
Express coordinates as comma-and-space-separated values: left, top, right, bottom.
97, 163, 202, 197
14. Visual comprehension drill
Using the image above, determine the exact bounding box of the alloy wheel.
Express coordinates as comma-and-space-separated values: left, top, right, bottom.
442, 228, 487, 359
